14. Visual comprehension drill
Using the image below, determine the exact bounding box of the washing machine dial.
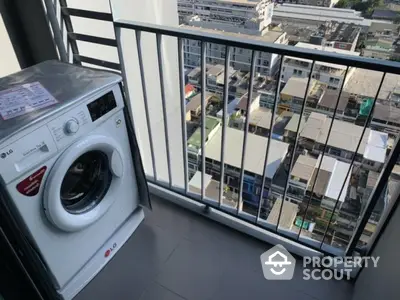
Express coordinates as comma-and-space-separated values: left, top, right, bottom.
64, 118, 79, 134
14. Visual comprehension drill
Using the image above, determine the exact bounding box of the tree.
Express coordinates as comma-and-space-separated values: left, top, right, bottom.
335, 0, 349, 8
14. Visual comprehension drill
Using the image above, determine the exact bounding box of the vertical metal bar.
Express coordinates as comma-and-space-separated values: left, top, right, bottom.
178, 38, 189, 193
237, 50, 258, 215
59, 0, 80, 64
320, 73, 387, 249
276, 60, 316, 231
156, 33, 173, 188
297, 66, 350, 239
135, 30, 157, 180
201, 41, 207, 199
219, 46, 232, 208
256, 56, 285, 223
43, 0, 68, 62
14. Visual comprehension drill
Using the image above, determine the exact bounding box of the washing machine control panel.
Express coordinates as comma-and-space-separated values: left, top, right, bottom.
47, 106, 91, 149
64, 118, 80, 134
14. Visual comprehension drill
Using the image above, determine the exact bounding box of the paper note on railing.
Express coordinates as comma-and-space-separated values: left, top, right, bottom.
0, 82, 58, 120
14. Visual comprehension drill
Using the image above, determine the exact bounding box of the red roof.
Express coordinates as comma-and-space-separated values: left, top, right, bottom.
185, 84, 195, 94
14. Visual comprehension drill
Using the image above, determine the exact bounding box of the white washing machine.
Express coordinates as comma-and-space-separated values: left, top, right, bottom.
0, 61, 150, 300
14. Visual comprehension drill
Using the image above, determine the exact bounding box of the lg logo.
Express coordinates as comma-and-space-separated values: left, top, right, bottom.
104, 243, 117, 258
1, 149, 13, 159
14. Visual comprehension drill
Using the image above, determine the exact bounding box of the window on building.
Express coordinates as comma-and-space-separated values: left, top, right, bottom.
365, 160, 375, 166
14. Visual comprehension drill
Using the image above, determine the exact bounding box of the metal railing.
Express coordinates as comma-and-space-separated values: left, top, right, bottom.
49, 1, 400, 258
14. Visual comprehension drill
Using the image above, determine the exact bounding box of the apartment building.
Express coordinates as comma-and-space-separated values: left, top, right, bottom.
344, 68, 400, 135
278, 0, 339, 7
187, 116, 221, 177
279, 77, 328, 114
281, 42, 359, 89
182, 24, 287, 75
178, 0, 274, 30
288, 154, 351, 206
202, 126, 289, 206
273, 3, 388, 27
299, 112, 389, 171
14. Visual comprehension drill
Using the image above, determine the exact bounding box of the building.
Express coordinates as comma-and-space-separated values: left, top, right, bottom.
288, 154, 351, 206
283, 113, 306, 143
187, 116, 221, 177
362, 38, 394, 60
372, 9, 399, 22
343, 68, 400, 134
278, 0, 339, 7
202, 126, 289, 206
317, 22, 361, 52
185, 92, 216, 121
272, 21, 361, 51
185, 84, 196, 100
279, 77, 328, 114
178, 0, 274, 31
299, 112, 389, 171
281, 42, 359, 90
344, 68, 400, 102
272, 3, 392, 28
181, 24, 287, 75
367, 22, 399, 39
248, 107, 273, 137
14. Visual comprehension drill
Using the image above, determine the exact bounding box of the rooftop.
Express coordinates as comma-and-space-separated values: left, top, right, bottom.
249, 107, 272, 129
284, 113, 307, 133
372, 9, 398, 20
266, 199, 298, 230
300, 112, 388, 162
373, 102, 400, 124
186, 92, 214, 112
205, 127, 289, 178
273, 3, 387, 26
317, 90, 351, 111
181, 25, 284, 43
368, 22, 399, 34
208, 64, 225, 77
328, 22, 361, 43
364, 38, 393, 50
344, 69, 400, 100
281, 77, 326, 100
295, 42, 360, 56
284, 42, 359, 71
187, 116, 221, 149
236, 92, 260, 111
291, 154, 317, 181
291, 154, 352, 202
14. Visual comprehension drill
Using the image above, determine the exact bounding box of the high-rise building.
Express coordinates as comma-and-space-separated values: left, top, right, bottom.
178, 0, 274, 32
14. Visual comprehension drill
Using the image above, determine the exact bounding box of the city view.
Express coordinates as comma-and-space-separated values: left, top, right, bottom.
178, 0, 400, 252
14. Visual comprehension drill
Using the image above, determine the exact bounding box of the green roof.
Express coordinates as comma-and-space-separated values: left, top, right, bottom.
365, 39, 393, 50
187, 116, 220, 149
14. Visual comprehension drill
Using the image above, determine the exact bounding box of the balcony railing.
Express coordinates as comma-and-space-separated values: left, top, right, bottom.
47, 0, 400, 262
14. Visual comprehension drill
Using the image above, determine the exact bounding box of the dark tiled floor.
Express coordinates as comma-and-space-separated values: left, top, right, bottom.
75, 196, 354, 300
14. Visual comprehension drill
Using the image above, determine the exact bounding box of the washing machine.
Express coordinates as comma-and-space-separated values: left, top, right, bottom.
0, 61, 150, 300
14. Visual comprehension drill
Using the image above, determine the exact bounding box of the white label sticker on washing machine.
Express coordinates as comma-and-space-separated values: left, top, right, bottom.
0, 82, 58, 120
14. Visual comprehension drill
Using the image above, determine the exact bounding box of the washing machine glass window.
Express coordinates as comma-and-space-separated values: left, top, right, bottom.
60, 150, 112, 214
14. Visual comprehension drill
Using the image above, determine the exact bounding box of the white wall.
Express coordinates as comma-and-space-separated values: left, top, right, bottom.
67, 0, 184, 188
0, 12, 20, 77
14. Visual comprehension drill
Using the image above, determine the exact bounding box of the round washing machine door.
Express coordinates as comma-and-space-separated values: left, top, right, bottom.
43, 135, 125, 232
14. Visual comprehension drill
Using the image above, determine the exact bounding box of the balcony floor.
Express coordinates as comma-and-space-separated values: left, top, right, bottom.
75, 195, 354, 300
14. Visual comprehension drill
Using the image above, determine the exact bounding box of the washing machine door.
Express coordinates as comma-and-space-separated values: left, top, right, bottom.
43, 135, 124, 232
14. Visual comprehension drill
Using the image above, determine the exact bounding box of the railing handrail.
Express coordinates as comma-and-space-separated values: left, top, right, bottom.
114, 19, 400, 75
